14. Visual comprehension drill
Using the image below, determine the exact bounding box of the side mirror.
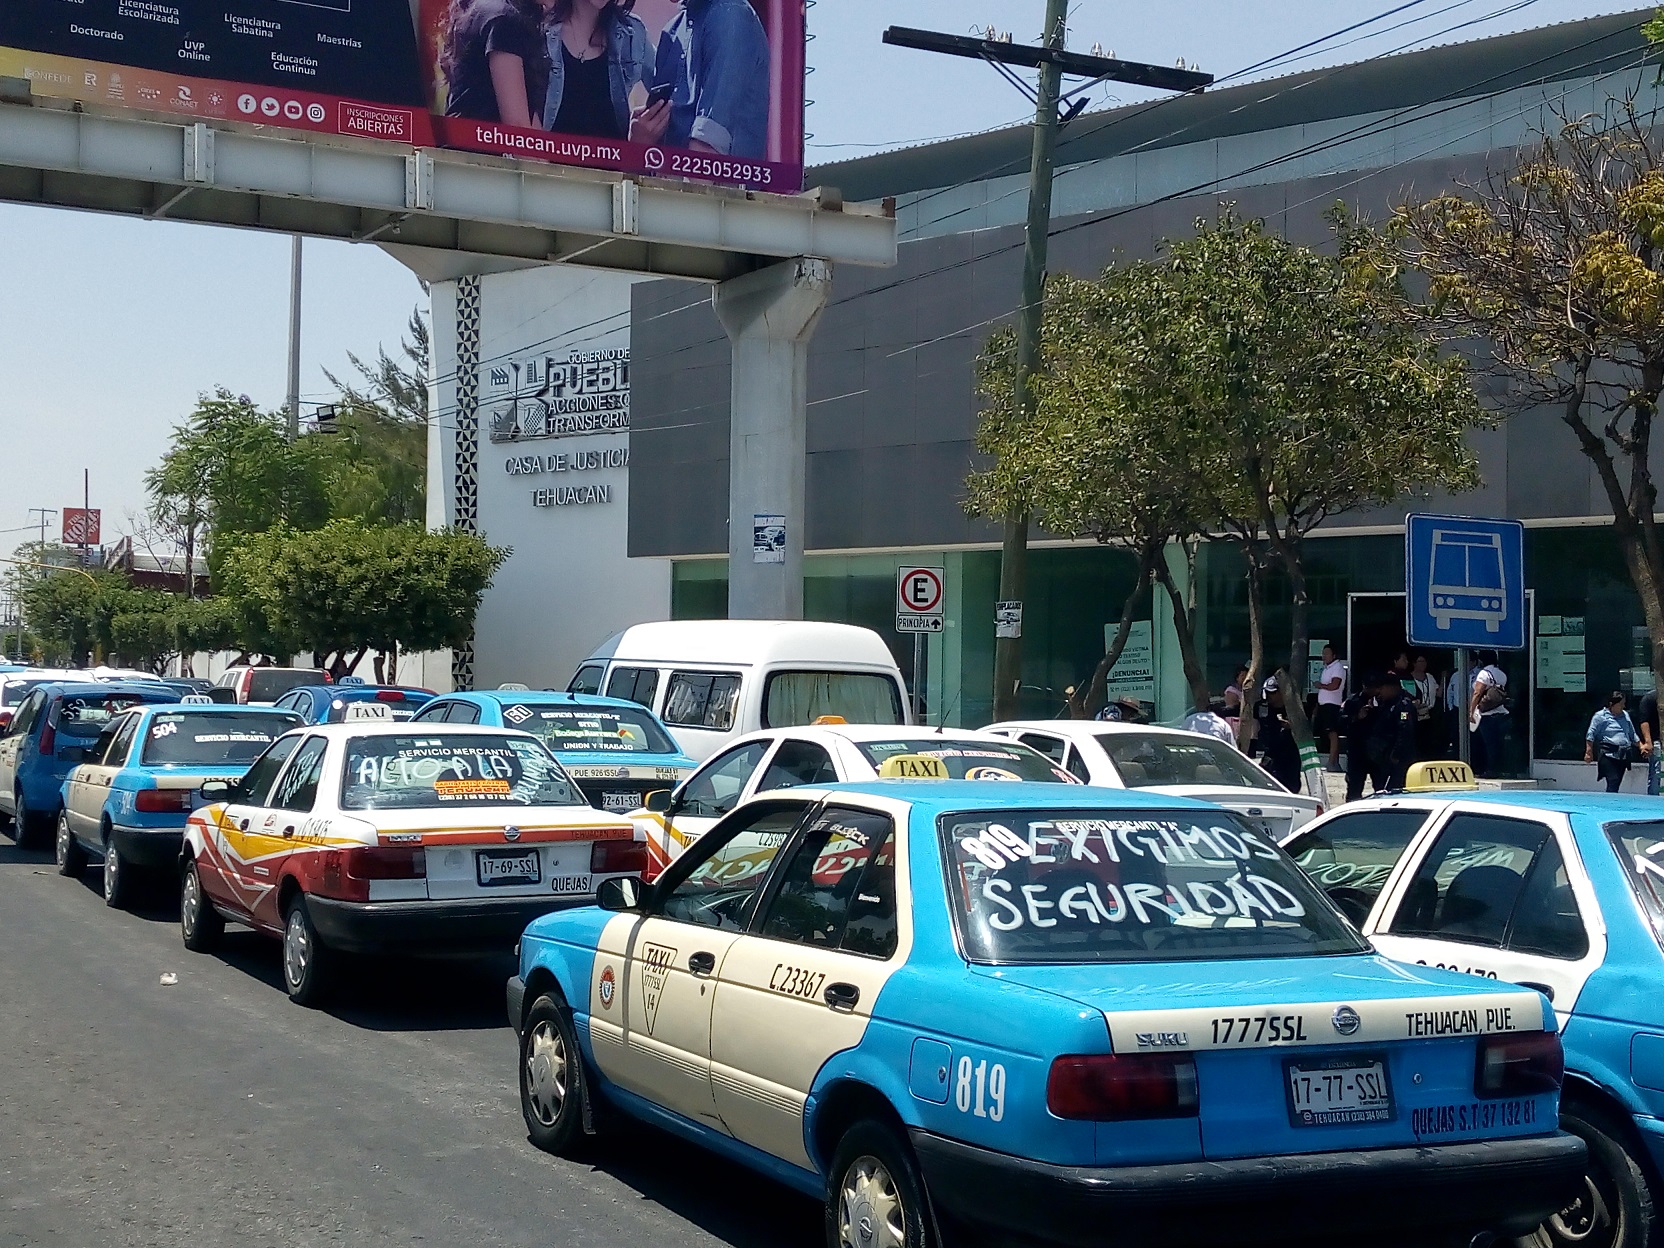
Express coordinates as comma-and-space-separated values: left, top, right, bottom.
198, 779, 234, 803
643, 789, 675, 815
0, 710, 12, 735
596, 876, 645, 912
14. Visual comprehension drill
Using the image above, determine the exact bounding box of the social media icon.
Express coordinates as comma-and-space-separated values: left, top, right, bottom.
644, 148, 665, 171
260, 96, 280, 116
283, 100, 302, 120
306, 102, 325, 123
237, 93, 257, 114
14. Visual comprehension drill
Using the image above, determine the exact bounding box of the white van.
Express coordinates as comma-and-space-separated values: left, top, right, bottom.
568, 620, 911, 762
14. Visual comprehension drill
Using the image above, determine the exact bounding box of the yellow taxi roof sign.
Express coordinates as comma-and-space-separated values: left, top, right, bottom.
1405, 760, 1477, 792
815, 715, 849, 725
878, 754, 950, 780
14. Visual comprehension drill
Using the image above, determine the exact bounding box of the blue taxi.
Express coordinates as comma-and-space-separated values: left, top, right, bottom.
508, 781, 1584, 1247
56, 702, 301, 907
413, 691, 694, 814
271, 682, 436, 724
1286, 783, 1664, 1248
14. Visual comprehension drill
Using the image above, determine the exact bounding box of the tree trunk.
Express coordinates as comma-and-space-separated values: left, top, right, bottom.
1235, 544, 1269, 751
1067, 545, 1157, 719
373, 652, 386, 684
1153, 555, 1208, 711
1269, 534, 1326, 799
387, 644, 398, 686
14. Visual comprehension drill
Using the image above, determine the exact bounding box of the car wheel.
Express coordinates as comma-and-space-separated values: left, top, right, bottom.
180, 861, 224, 953
282, 896, 334, 1007
54, 812, 86, 877
1518, 1105, 1654, 1248
13, 791, 41, 850
826, 1120, 936, 1248
520, 994, 590, 1155
102, 838, 134, 909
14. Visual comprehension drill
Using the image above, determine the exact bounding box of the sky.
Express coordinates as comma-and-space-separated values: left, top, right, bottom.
0, 0, 1637, 542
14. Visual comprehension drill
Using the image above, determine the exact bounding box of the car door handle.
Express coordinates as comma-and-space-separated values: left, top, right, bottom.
687, 951, 716, 976
824, 982, 860, 1011
282, 826, 295, 838
1519, 981, 1556, 1003
237, 818, 249, 831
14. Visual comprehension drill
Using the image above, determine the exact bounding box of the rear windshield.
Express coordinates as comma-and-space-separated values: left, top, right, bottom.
764, 671, 904, 728
0, 679, 47, 707
941, 808, 1365, 964
55, 693, 167, 736
248, 670, 327, 701
1097, 732, 1281, 792
341, 733, 582, 811
325, 692, 425, 723
856, 739, 1074, 783
141, 712, 303, 766
502, 704, 678, 755
1607, 821, 1664, 949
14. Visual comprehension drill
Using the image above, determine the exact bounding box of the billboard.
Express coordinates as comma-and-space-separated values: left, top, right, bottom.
62, 508, 102, 546
0, 0, 804, 191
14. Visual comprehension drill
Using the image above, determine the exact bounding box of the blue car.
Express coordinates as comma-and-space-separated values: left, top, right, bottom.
271, 682, 436, 725
0, 681, 182, 849
508, 780, 1583, 1247
413, 692, 695, 813
56, 702, 303, 908
1287, 786, 1664, 1248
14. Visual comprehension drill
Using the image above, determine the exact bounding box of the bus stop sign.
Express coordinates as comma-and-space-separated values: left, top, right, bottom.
1405, 514, 1526, 650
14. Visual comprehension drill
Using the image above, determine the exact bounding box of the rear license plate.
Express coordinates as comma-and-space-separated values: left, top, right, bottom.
476, 848, 541, 887
601, 791, 638, 813
1286, 1057, 1393, 1127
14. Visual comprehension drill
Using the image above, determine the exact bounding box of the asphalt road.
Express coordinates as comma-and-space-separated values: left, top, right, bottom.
0, 840, 822, 1248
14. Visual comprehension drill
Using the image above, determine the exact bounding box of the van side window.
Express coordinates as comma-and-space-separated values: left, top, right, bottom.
663, 672, 743, 731
605, 666, 661, 710
568, 664, 605, 696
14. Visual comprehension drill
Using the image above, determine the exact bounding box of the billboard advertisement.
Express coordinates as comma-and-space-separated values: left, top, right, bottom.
0, 0, 804, 191
62, 508, 102, 546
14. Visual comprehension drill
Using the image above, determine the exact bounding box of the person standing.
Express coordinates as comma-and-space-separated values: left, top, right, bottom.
1585, 691, 1641, 793
1638, 686, 1661, 796
1410, 654, 1442, 760
1313, 645, 1346, 772
1249, 677, 1302, 793
1340, 680, 1378, 803
1470, 650, 1511, 778
1363, 671, 1419, 794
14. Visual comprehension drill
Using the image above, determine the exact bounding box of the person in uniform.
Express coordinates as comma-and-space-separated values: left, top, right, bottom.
1249, 677, 1302, 793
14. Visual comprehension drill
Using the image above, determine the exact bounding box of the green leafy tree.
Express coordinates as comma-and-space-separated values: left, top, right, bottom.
318, 309, 430, 526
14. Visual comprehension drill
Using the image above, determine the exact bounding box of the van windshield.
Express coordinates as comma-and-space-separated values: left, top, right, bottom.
764, 671, 903, 728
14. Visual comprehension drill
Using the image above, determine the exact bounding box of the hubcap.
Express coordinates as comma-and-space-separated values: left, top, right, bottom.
838, 1155, 905, 1248
55, 818, 69, 865
1548, 1173, 1613, 1244
284, 911, 310, 989
182, 871, 201, 934
524, 1020, 569, 1127
104, 845, 118, 898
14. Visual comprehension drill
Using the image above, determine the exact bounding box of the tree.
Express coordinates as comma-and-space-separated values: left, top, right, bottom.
319, 309, 430, 526
1386, 101, 1664, 695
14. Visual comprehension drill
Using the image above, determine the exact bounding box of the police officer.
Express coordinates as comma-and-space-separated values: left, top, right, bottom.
1361, 671, 1418, 797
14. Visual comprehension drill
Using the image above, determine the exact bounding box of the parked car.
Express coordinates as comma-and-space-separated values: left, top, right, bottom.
273, 682, 435, 724
985, 720, 1323, 838
1285, 779, 1664, 1248
568, 620, 911, 762
0, 681, 182, 847
510, 781, 1582, 1248
214, 665, 330, 705
57, 703, 302, 907
411, 691, 694, 813
178, 722, 643, 1005
633, 723, 1078, 875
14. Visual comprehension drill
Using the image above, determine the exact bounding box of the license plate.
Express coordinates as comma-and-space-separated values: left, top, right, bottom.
601, 791, 638, 813
475, 848, 541, 887
1286, 1057, 1393, 1126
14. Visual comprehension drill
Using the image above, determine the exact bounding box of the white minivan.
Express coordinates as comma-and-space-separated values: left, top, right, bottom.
568, 620, 911, 762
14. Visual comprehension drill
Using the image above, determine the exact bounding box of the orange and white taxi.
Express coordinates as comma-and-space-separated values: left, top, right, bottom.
178, 722, 643, 1005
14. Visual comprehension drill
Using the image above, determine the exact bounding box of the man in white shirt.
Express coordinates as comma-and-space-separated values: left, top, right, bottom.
1313, 644, 1346, 771
1181, 692, 1238, 747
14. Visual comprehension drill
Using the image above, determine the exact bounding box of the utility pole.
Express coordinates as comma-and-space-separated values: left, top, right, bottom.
27, 508, 56, 576
885, 18, 1210, 721
286, 234, 304, 440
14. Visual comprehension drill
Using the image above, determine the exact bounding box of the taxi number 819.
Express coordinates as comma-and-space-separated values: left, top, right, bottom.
955, 1056, 1006, 1122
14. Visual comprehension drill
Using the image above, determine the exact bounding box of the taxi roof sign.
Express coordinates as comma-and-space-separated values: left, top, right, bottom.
877, 754, 950, 780
1405, 760, 1477, 792
343, 702, 394, 721
814, 715, 848, 725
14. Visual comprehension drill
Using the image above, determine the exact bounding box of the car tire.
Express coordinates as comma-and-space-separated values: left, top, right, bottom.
102, 838, 134, 909
520, 993, 590, 1156
180, 861, 224, 953
54, 812, 86, 877
13, 791, 42, 850
281, 896, 334, 1007
1518, 1104, 1654, 1248
825, 1119, 936, 1248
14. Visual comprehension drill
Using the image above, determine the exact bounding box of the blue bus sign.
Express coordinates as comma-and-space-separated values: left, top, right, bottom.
1406, 514, 1526, 650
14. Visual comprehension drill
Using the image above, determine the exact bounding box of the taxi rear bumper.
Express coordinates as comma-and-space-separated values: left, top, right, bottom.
910, 1129, 1586, 1247
110, 823, 187, 867
306, 895, 585, 955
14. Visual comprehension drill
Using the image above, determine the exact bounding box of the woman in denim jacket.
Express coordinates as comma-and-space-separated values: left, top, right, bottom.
541, 0, 655, 141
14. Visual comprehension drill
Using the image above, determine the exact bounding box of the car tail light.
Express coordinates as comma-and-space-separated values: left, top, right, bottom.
316, 846, 426, 901
0, 710, 12, 732
135, 789, 194, 813
39, 722, 55, 755
592, 838, 647, 875
375, 690, 405, 703
237, 672, 252, 703
1475, 1032, 1564, 1099
1047, 1053, 1200, 1121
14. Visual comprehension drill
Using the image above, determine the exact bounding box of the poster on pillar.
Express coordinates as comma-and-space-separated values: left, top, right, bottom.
753, 514, 786, 563
0, 0, 806, 191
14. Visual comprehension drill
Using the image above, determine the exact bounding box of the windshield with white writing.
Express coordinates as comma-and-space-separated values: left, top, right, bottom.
940, 809, 1365, 964
508, 705, 678, 755
141, 712, 302, 766
1607, 821, 1664, 950
341, 734, 582, 810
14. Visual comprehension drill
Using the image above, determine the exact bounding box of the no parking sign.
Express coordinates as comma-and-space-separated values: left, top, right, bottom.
897, 567, 945, 634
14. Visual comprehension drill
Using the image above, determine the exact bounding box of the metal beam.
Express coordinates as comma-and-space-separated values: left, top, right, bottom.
0, 99, 897, 282
882, 26, 1213, 94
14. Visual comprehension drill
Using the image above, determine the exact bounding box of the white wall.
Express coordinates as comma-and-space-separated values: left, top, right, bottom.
428, 265, 672, 692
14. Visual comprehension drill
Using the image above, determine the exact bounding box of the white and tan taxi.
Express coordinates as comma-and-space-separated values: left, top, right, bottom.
178, 722, 643, 1005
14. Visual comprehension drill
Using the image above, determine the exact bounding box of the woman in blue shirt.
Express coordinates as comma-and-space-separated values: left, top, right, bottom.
1585, 691, 1641, 792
